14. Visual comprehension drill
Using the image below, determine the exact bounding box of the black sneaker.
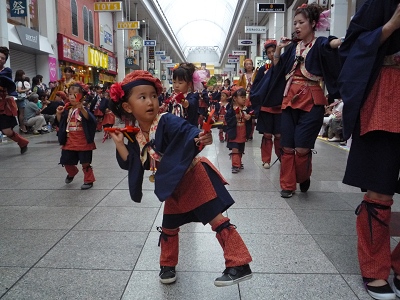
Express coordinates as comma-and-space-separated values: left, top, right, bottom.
81, 183, 93, 190
231, 167, 240, 174
65, 175, 74, 184
363, 278, 396, 300
20, 145, 28, 155
393, 275, 400, 297
280, 190, 294, 198
300, 179, 311, 192
159, 266, 176, 284
214, 264, 252, 287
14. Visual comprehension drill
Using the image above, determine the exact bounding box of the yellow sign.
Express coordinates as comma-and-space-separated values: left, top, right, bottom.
117, 21, 140, 30
88, 48, 108, 69
94, 2, 122, 11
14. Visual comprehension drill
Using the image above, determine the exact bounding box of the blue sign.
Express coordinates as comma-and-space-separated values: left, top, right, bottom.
10, 0, 27, 17
144, 40, 156, 47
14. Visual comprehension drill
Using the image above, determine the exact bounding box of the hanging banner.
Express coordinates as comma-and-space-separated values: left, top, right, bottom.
10, 0, 27, 17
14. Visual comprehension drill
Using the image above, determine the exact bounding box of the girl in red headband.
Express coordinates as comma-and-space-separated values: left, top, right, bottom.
108, 70, 252, 287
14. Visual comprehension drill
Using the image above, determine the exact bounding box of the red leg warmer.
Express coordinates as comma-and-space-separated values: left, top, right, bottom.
9, 132, 29, 148
82, 165, 95, 183
65, 165, 79, 177
212, 217, 252, 267
356, 194, 393, 279
158, 227, 180, 267
231, 153, 241, 168
295, 151, 312, 184
261, 136, 273, 164
280, 148, 296, 190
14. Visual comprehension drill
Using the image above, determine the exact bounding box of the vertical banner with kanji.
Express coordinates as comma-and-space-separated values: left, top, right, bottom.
10, 0, 28, 17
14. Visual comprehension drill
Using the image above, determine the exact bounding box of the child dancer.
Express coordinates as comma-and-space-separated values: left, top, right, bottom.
55, 82, 97, 190
166, 63, 200, 126
100, 90, 115, 139
238, 59, 257, 140
225, 87, 252, 173
217, 89, 230, 142
108, 70, 252, 287
252, 40, 281, 169
0, 72, 29, 154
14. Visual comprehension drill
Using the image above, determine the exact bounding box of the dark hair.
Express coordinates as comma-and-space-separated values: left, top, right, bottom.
14, 70, 25, 82
35, 74, 43, 81
69, 83, 88, 96
64, 66, 75, 74
32, 77, 40, 86
0, 47, 9, 61
295, 3, 323, 31
224, 78, 231, 85
24, 76, 30, 83
172, 62, 196, 83
232, 87, 246, 98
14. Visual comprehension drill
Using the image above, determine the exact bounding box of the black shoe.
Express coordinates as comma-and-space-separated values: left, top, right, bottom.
393, 275, 400, 297
280, 190, 294, 198
240, 163, 244, 169
214, 264, 252, 287
159, 266, 176, 284
81, 183, 93, 190
20, 145, 28, 154
300, 179, 311, 192
65, 175, 74, 184
231, 167, 240, 174
363, 278, 396, 300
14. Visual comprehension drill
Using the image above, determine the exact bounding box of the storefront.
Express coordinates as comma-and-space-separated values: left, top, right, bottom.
57, 33, 92, 83
85, 45, 117, 86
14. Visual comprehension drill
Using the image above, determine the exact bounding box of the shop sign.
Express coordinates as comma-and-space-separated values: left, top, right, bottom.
88, 47, 108, 69
160, 59, 173, 64
238, 40, 256, 46
15, 25, 40, 50
155, 51, 165, 55
144, 40, 156, 47
125, 57, 135, 67
117, 21, 140, 30
228, 58, 239, 63
108, 56, 117, 73
58, 34, 85, 64
257, 3, 285, 12
245, 26, 266, 34
94, 2, 122, 11
228, 54, 240, 59
10, 0, 27, 17
48, 57, 58, 82
232, 50, 247, 56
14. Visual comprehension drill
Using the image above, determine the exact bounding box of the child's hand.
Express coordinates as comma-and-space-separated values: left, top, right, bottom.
244, 113, 251, 121
198, 131, 213, 146
109, 130, 125, 144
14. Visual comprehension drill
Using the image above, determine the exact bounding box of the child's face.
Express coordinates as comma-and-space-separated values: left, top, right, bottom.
173, 79, 190, 94
234, 95, 246, 107
68, 87, 82, 106
123, 85, 159, 124
221, 93, 227, 102
244, 61, 253, 72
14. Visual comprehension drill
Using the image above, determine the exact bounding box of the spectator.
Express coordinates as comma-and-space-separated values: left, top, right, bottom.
24, 93, 46, 134
14, 69, 29, 133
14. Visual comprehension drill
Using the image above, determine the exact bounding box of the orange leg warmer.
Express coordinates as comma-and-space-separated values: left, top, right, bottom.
356, 194, 393, 280
158, 227, 180, 267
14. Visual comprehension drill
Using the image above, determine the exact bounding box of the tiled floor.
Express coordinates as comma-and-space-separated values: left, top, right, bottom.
0, 130, 399, 300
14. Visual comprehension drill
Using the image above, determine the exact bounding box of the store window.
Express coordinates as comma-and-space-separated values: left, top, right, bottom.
6, 0, 39, 31
71, 0, 78, 36
83, 6, 88, 41
89, 10, 94, 43
83, 6, 94, 43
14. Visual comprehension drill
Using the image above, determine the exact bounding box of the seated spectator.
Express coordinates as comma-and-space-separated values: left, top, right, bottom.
319, 99, 343, 138
24, 93, 47, 134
